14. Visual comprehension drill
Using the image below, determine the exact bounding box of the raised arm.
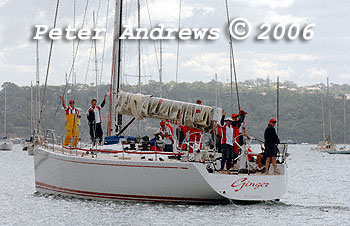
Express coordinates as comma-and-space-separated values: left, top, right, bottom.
220, 109, 226, 126
60, 96, 67, 109
100, 94, 107, 108
238, 107, 245, 123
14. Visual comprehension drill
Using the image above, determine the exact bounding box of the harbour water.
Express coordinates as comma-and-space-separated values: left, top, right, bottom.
1, 144, 349, 225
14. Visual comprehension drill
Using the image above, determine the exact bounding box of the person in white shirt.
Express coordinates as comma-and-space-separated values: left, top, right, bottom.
155, 120, 174, 152
87, 94, 107, 145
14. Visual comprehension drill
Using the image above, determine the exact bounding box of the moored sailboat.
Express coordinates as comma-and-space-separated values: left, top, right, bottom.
0, 86, 12, 151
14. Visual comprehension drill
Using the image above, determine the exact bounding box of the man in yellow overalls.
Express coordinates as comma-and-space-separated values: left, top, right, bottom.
60, 96, 81, 147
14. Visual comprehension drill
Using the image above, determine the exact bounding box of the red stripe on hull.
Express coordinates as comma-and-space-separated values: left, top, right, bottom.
35, 181, 224, 204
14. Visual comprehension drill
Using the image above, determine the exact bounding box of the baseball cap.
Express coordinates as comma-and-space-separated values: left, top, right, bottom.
224, 117, 234, 122
269, 118, 277, 123
231, 113, 238, 118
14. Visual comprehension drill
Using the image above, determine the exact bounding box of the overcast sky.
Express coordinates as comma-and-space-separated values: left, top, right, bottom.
0, 0, 349, 87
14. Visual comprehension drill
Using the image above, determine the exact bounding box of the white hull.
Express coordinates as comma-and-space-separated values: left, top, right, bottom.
0, 141, 12, 151
34, 147, 287, 204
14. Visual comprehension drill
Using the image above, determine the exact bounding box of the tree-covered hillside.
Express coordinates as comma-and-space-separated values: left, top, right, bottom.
1, 79, 350, 144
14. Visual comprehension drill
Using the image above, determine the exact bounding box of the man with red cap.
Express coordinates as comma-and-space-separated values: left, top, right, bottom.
156, 120, 174, 152
60, 96, 81, 147
264, 118, 280, 174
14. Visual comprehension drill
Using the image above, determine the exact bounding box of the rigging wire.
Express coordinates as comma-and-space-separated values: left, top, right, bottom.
99, 0, 111, 85
224, 0, 240, 112
39, 0, 60, 127
175, 0, 182, 83
145, 0, 160, 73
84, 41, 94, 84
54, 0, 90, 116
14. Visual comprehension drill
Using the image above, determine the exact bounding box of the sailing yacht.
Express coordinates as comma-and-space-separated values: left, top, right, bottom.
33, 0, 288, 203
312, 78, 336, 152
0, 87, 12, 151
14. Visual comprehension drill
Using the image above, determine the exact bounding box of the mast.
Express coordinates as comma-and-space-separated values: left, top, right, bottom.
224, 0, 240, 112
73, 0, 76, 101
276, 76, 279, 134
31, 82, 34, 135
137, 0, 141, 135
344, 94, 346, 144
175, 0, 182, 83
107, 0, 123, 136
321, 95, 326, 141
327, 77, 332, 142
159, 39, 163, 98
215, 73, 218, 106
35, 40, 40, 135
93, 11, 99, 101
137, 0, 141, 94
4, 86, 6, 137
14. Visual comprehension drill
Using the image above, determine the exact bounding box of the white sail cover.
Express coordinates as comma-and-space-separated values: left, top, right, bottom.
116, 91, 222, 130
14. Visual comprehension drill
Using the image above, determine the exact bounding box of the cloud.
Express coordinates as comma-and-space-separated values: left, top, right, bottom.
339, 73, 350, 80
139, 0, 214, 26
0, 0, 11, 8
249, 58, 294, 79
249, 0, 295, 9
182, 52, 229, 76
306, 67, 327, 80
267, 53, 321, 62
262, 10, 309, 24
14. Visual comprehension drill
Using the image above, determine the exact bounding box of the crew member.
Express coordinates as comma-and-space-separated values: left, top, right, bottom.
220, 117, 234, 174
155, 120, 174, 152
176, 124, 190, 149
188, 99, 204, 153
87, 94, 107, 146
264, 118, 280, 174
165, 120, 174, 136
238, 111, 249, 146
60, 96, 81, 147
221, 108, 246, 164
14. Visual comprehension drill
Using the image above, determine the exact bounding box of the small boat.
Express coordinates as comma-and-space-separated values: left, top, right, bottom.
311, 136, 336, 152
0, 138, 12, 151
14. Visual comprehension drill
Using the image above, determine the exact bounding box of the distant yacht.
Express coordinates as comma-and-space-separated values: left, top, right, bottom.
0, 86, 12, 151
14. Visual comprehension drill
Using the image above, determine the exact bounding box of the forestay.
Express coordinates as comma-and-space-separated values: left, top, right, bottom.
116, 91, 222, 131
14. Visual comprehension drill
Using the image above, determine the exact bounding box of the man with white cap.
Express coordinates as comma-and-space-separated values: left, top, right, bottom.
219, 115, 235, 174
